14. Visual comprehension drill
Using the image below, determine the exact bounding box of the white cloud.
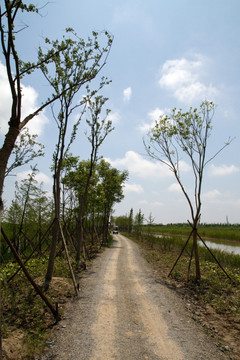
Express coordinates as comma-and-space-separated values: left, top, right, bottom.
168, 183, 182, 193
0, 61, 49, 136
151, 201, 164, 207
139, 199, 164, 207
105, 151, 173, 179
179, 160, 191, 173
139, 200, 148, 205
148, 107, 165, 121
138, 107, 165, 132
16, 170, 52, 186
202, 189, 221, 201
123, 87, 132, 102
158, 56, 218, 104
107, 111, 121, 124
123, 183, 143, 194
209, 164, 240, 176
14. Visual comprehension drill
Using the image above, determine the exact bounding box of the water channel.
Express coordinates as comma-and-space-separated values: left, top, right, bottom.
155, 234, 240, 256
199, 240, 240, 256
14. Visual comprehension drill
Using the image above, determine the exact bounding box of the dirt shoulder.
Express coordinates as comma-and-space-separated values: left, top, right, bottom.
133, 235, 240, 360
40, 235, 232, 360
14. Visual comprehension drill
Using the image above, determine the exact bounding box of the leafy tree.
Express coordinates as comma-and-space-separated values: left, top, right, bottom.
97, 160, 128, 242
3, 178, 52, 256
114, 215, 129, 231
14, 166, 39, 252
63, 160, 96, 263
5, 128, 44, 177
144, 100, 232, 280
147, 212, 155, 226
4, 199, 22, 247
0, 2, 49, 214
75, 95, 113, 265
61, 154, 79, 225
134, 209, 144, 238
41, 29, 113, 288
64, 159, 128, 247
0, 2, 112, 218
128, 208, 134, 233
33, 183, 52, 252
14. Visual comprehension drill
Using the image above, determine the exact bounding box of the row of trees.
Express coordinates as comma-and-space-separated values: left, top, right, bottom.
0, 4, 128, 353
0, 1, 127, 277
3, 158, 127, 260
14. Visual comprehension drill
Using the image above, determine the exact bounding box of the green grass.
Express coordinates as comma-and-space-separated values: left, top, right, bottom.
144, 224, 240, 242
0, 254, 75, 359
138, 231, 240, 268
126, 231, 240, 327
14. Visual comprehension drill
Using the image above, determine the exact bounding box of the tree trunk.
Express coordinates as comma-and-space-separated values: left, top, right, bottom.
44, 174, 60, 290
75, 207, 85, 269
0, 127, 20, 212
102, 206, 110, 245
193, 227, 201, 281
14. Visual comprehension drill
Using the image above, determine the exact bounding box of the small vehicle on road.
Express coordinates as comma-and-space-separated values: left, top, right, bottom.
113, 226, 118, 234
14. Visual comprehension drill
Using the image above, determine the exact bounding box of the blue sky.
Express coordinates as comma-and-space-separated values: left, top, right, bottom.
1, 0, 240, 224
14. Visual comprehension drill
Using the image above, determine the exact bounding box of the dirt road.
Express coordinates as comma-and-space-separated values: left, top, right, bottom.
41, 234, 230, 360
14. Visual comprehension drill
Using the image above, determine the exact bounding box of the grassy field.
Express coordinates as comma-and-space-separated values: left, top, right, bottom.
143, 224, 240, 242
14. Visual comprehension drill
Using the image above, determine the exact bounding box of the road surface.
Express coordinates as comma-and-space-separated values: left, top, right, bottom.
41, 234, 229, 360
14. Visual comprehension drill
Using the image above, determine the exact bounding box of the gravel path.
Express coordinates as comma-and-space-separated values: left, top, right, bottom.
40, 234, 230, 360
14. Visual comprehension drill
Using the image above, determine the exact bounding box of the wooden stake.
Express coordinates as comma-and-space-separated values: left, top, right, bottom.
197, 232, 232, 281
58, 220, 79, 297
168, 229, 194, 277
1, 227, 60, 322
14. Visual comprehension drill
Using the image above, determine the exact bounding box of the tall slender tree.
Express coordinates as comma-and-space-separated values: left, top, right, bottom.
41, 30, 113, 288
75, 95, 114, 267
144, 101, 232, 280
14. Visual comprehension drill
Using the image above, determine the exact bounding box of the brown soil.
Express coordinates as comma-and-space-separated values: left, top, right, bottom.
40, 235, 231, 360
136, 238, 240, 360
2, 277, 75, 360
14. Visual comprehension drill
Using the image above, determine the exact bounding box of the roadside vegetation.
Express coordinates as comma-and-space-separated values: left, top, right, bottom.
143, 223, 240, 242
0, 162, 126, 359
0, 3, 128, 358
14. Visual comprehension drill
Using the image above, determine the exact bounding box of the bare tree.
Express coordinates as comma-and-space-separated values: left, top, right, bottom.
144, 101, 232, 280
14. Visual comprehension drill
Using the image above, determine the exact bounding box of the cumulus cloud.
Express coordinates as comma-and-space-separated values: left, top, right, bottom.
138, 107, 165, 132
209, 164, 240, 176
16, 170, 52, 186
105, 151, 173, 179
178, 160, 192, 173
123, 183, 143, 194
168, 183, 182, 193
123, 87, 132, 102
0, 61, 49, 136
107, 111, 121, 124
158, 56, 218, 104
